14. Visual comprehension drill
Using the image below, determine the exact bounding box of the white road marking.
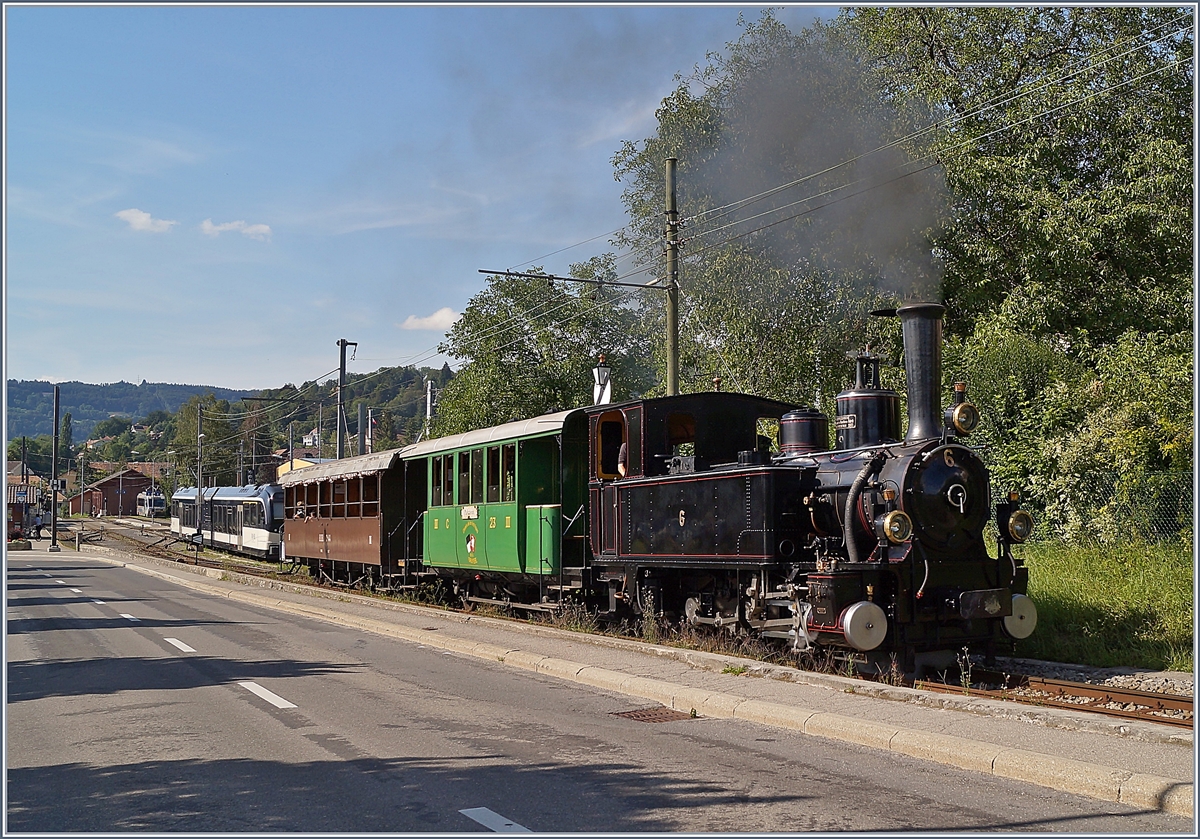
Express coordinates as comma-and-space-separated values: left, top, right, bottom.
92, 599, 106, 605
238, 681, 297, 709
164, 638, 196, 653
70, 588, 82, 593
119, 614, 140, 622
55, 580, 66, 585
459, 808, 531, 833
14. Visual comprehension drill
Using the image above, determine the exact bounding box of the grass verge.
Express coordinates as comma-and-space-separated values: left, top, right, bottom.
1016, 539, 1193, 672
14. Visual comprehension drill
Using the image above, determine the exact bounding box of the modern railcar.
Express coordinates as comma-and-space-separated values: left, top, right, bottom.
171, 484, 285, 560
136, 490, 167, 518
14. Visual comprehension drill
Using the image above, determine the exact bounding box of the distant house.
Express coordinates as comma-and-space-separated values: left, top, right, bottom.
67, 468, 153, 517
301, 428, 320, 447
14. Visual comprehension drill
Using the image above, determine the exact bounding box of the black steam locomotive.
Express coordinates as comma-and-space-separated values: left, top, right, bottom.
279, 303, 1036, 674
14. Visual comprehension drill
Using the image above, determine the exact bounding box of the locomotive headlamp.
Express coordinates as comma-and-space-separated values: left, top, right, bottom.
1007, 509, 1034, 543
945, 401, 980, 436
876, 510, 913, 544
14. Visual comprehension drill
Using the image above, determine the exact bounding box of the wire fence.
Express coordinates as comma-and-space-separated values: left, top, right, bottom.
1017, 470, 1194, 547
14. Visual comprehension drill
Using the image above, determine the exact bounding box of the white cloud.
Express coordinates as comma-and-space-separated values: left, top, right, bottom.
200, 218, 272, 240
400, 307, 460, 331
115, 208, 177, 232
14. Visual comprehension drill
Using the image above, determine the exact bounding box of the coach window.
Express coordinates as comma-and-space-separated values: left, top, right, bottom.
347, 477, 361, 517
502, 443, 516, 502
486, 446, 501, 503
432, 456, 444, 506
362, 475, 379, 517
443, 455, 456, 508
470, 448, 483, 504
332, 480, 346, 518
458, 451, 471, 505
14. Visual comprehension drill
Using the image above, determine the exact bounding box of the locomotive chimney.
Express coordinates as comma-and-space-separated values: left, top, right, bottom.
897, 302, 944, 441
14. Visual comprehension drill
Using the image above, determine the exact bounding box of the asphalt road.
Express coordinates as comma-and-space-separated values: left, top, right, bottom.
6, 555, 1190, 833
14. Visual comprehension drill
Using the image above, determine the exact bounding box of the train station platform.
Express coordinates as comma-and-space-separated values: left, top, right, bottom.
21, 541, 1196, 819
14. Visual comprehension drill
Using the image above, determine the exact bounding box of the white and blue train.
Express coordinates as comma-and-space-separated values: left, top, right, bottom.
171, 484, 285, 560
137, 490, 168, 518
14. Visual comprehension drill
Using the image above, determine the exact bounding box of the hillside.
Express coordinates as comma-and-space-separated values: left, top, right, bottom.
6, 380, 258, 439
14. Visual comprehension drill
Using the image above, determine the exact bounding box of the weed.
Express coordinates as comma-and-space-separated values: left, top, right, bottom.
957, 646, 973, 695
689, 708, 698, 718
722, 664, 748, 676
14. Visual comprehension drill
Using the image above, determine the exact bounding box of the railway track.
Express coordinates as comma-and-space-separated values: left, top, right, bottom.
73, 518, 1194, 731
911, 669, 1194, 729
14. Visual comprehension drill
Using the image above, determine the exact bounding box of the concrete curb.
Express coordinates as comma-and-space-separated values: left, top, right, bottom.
51, 550, 1196, 818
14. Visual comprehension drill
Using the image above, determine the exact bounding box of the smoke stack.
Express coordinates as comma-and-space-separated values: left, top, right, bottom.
897, 303, 944, 441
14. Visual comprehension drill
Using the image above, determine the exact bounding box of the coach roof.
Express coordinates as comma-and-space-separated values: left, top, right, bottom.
277, 449, 405, 486
400, 409, 580, 460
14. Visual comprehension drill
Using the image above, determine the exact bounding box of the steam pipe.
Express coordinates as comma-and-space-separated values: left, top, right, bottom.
898, 303, 945, 441
844, 452, 886, 563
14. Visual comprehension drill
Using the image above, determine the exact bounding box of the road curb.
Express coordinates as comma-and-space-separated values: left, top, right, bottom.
59, 550, 1195, 818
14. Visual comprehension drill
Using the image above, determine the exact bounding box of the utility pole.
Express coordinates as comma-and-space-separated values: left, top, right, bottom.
288, 422, 294, 473
424, 377, 435, 440
664, 157, 680, 397
317, 403, 323, 459
195, 406, 204, 539
335, 338, 357, 459
358, 402, 366, 458
367, 407, 374, 454
238, 440, 244, 486
49, 386, 61, 552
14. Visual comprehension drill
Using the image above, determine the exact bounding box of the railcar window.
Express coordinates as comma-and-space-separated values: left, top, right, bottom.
443, 456, 455, 508
458, 452, 471, 505
486, 446, 500, 503
470, 448, 483, 504
432, 456, 443, 506
362, 476, 378, 518
502, 443, 516, 502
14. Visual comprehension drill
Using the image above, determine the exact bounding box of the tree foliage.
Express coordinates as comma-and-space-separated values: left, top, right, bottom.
433, 256, 655, 435
840, 6, 1193, 344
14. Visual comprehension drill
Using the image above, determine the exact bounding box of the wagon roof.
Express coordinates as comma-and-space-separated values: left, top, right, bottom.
277, 449, 404, 486
400, 408, 581, 459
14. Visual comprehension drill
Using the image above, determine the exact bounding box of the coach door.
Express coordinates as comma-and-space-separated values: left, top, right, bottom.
236, 504, 244, 552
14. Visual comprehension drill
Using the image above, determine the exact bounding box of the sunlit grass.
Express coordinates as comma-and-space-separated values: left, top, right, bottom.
1016, 539, 1194, 672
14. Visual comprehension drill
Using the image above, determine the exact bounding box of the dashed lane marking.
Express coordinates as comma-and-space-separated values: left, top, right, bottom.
238, 681, 297, 709
119, 614, 140, 622
55, 580, 66, 585
70, 588, 82, 593
164, 638, 196, 653
92, 600, 105, 605
459, 808, 532, 833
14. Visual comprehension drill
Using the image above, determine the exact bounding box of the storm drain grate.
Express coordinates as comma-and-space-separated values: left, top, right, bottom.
611, 707, 695, 723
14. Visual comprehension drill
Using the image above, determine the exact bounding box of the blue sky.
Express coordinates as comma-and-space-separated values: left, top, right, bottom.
5, 4, 828, 391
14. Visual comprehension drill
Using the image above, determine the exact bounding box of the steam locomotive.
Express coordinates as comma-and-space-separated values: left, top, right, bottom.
277, 302, 1036, 673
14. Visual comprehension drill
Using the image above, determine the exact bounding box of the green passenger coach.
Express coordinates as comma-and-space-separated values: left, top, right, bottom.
399, 410, 589, 598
